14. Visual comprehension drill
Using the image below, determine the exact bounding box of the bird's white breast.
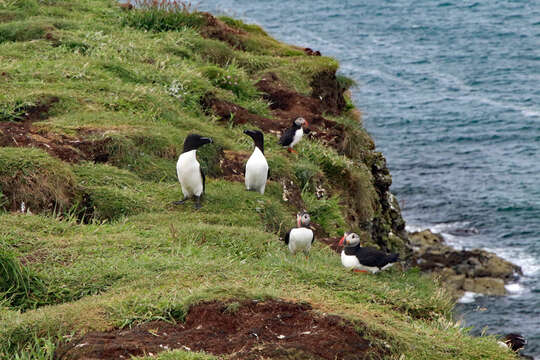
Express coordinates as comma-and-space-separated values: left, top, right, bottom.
245, 147, 268, 194
288, 227, 313, 253
176, 150, 203, 197
290, 128, 304, 148
341, 251, 380, 273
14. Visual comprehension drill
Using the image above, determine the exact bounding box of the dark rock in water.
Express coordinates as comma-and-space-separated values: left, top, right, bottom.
409, 229, 522, 298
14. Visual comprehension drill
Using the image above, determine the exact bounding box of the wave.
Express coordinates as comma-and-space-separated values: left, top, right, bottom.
458, 291, 483, 304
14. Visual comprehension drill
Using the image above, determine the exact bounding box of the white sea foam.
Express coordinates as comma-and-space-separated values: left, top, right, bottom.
522, 109, 540, 118
505, 282, 525, 295
458, 291, 482, 304
489, 247, 540, 277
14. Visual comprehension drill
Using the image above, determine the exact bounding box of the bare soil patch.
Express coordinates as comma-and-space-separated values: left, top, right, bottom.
256, 72, 347, 151
303, 47, 322, 56
200, 12, 247, 50
56, 299, 380, 360
201, 72, 348, 153
319, 236, 343, 254
219, 150, 248, 182
1, 96, 111, 163
0, 122, 111, 163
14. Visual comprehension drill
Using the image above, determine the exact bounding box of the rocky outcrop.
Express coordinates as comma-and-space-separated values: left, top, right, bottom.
409, 230, 522, 298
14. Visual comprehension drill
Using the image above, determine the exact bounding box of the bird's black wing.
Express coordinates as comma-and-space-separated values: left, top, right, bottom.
200, 167, 206, 194
284, 229, 291, 245
353, 246, 399, 268
279, 127, 295, 147
311, 230, 315, 245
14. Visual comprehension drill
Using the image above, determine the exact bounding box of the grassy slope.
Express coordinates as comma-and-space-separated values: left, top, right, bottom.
0, 1, 516, 359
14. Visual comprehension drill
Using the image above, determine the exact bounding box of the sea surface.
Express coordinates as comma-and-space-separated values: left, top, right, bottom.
198, 0, 540, 357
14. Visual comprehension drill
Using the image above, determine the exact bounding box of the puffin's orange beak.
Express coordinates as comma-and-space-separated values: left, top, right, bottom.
338, 235, 345, 246
297, 217, 301, 227
303, 120, 309, 128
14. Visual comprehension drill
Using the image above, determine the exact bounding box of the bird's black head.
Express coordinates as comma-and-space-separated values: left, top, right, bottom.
182, 134, 213, 153
296, 211, 311, 227
243, 129, 264, 153
292, 117, 308, 129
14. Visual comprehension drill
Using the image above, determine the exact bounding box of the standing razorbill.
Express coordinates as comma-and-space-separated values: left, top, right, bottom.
243, 129, 269, 194
174, 134, 213, 209
278, 117, 309, 153
284, 211, 315, 256
339, 232, 399, 273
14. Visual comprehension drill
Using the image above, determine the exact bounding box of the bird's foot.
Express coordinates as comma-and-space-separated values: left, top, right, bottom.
194, 196, 202, 210
173, 199, 187, 205
287, 148, 298, 154
353, 269, 368, 273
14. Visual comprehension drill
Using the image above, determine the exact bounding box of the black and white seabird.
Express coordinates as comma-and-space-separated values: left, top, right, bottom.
284, 211, 315, 256
339, 232, 399, 273
244, 129, 269, 194
174, 133, 213, 209
278, 117, 309, 153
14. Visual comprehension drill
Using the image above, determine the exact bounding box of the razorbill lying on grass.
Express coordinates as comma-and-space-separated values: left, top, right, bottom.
339, 232, 399, 273
174, 133, 212, 209
278, 117, 309, 153
243, 129, 269, 194
284, 211, 315, 256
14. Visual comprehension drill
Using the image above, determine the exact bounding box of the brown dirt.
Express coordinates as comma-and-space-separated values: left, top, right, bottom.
256, 72, 347, 151
219, 150, 249, 182
303, 47, 322, 56
56, 299, 380, 360
319, 236, 343, 254
0, 96, 113, 162
0, 121, 111, 163
280, 178, 305, 211
201, 72, 349, 153
200, 12, 247, 50
201, 94, 276, 131
310, 71, 347, 115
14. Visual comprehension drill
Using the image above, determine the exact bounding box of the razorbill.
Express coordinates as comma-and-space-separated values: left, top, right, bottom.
339, 232, 399, 273
174, 133, 213, 209
243, 129, 269, 194
284, 211, 315, 256
278, 117, 309, 153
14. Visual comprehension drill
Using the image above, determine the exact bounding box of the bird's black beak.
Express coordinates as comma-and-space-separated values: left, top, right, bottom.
202, 137, 213, 144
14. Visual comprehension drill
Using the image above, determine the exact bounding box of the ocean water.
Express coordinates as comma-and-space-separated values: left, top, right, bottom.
199, 0, 540, 356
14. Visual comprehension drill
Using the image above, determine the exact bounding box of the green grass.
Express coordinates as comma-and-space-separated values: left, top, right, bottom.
0, 1, 519, 359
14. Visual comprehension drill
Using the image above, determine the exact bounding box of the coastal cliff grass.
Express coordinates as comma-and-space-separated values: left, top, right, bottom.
0, 1, 519, 359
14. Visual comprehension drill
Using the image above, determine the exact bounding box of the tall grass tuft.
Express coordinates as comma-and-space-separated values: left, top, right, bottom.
122, 0, 205, 32
0, 246, 44, 310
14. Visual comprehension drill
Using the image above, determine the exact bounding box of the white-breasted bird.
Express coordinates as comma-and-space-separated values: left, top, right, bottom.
284, 211, 315, 256
174, 133, 213, 209
243, 129, 269, 194
278, 117, 309, 153
339, 232, 399, 273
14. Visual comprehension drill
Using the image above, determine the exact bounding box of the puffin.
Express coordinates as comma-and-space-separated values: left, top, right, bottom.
174, 133, 213, 209
284, 211, 315, 256
339, 232, 399, 273
278, 117, 309, 153
243, 129, 269, 194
